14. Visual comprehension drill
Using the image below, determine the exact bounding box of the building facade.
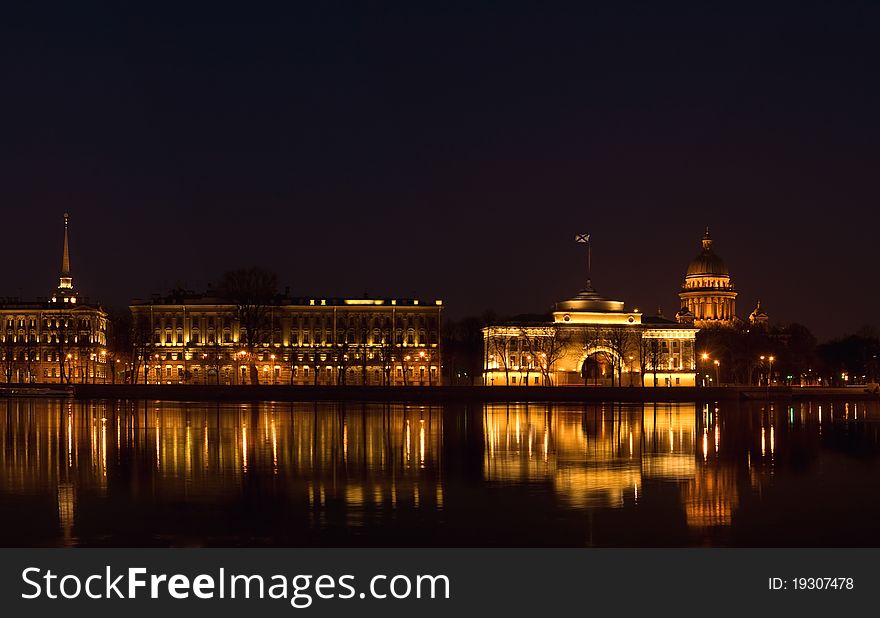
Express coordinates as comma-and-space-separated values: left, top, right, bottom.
0, 214, 109, 384
483, 281, 699, 387
128, 292, 442, 385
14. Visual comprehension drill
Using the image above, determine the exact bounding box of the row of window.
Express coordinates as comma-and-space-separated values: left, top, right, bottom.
145, 315, 439, 331
151, 330, 440, 346
146, 350, 437, 364
1, 334, 103, 344
3, 317, 105, 330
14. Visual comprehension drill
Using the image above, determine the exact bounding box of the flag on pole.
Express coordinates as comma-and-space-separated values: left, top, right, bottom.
575, 233, 590, 243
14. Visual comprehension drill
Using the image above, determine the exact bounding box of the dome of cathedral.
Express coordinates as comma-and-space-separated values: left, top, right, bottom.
686, 228, 729, 276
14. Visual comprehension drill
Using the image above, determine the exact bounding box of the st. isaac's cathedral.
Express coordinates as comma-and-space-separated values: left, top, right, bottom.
482, 228, 767, 387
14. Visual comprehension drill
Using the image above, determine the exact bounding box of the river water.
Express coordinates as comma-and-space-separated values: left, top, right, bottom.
0, 397, 878, 547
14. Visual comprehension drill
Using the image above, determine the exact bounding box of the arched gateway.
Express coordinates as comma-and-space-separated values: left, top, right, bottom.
482, 263, 699, 387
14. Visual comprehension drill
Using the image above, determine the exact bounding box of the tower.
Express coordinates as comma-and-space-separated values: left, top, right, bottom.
676, 227, 737, 328
52, 212, 77, 304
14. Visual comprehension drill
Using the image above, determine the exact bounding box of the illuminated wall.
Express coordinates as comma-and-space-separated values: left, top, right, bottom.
129, 297, 443, 385
482, 323, 697, 387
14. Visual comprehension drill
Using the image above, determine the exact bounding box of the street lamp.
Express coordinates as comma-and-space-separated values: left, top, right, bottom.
700, 353, 710, 387
713, 359, 720, 386
238, 350, 247, 384
270, 354, 276, 384
768, 356, 775, 387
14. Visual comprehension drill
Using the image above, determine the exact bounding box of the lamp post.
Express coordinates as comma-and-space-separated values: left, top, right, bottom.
101, 350, 106, 384
701, 353, 709, 387
238, 350, 247, 384
768, 355, 775, 388
713, 359, 720, 386
270, 354, 276, 384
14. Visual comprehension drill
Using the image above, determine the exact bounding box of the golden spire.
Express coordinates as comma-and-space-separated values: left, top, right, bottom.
57, 213, 74, 292
62, 212, 71, 276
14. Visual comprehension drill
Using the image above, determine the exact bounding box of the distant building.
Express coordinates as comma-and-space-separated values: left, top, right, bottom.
483, 280, 698, 387
748, 299, 769, 328
128, 292, 442, 385
0, 214, 109, 383
676, 227, 738, 328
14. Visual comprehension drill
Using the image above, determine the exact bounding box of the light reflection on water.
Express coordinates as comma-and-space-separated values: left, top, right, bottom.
0, 398, 879, 547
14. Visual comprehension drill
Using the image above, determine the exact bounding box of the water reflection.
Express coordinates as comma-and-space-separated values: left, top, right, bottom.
484, 404, 717, 517
0, 398, 879, 546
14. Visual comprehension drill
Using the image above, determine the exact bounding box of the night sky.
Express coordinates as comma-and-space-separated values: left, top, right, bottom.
2, 2, 879, 340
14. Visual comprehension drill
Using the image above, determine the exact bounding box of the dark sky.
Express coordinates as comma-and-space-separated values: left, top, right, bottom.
1, 2, 878, 340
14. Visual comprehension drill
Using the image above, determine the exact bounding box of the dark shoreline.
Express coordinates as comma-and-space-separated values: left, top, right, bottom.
32, 384, 878, 402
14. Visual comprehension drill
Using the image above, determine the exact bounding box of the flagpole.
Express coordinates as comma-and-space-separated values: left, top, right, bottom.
575, 233, 592, 287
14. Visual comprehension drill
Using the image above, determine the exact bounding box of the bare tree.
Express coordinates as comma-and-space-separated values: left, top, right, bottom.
522, 326, 571, 386
2, 327, 15, 383
488, 331, 515, 385
376, 328, 396, 385
644, 338, 668, 387
52, 312, 74, 384
219, 268, 278, 385
76, 314, 97, 384
605, 325, 635, 387
310, 351, 321, 385
130, 313, 152, 384
577, 325, 601, 386
24, 334, 38, 384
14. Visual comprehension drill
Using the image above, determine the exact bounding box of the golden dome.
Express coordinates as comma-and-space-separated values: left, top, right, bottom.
686, 227, 729, 276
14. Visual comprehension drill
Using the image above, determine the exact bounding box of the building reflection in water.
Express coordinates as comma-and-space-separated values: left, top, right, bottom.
0, 397, 879, 546
481, 399, 880, 536
0, 399, 444, 545
484, 403, 707, 510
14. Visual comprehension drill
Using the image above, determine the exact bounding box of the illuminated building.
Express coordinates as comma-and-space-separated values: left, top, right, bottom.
128, 292, 442, 385
0, 214, 109, 383
676, 227, 738, 328
483, 280, 698, 387
748, 299, 769, 328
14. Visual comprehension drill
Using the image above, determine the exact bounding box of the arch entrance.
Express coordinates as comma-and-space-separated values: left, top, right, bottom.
579, 346, 622, 386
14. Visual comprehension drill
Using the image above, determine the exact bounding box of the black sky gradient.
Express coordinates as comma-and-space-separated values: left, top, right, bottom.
1, 1, 879, 340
